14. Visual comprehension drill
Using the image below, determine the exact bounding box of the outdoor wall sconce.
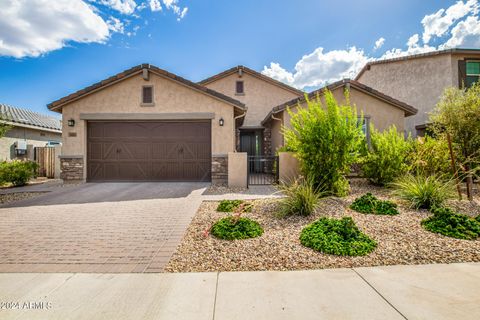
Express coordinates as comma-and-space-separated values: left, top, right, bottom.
219, 118, 224, 127
67, 119, 75, 127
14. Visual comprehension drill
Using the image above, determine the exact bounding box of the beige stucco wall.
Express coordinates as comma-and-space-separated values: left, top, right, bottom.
278, 152, 300, 183
355, 53, 480, 135
281, 86, 405, 134
270, 111, 284, 154
228, 152, 247, 188
203, 72, 301, 128
0, 126, 61, 161
59, 72, 237, 180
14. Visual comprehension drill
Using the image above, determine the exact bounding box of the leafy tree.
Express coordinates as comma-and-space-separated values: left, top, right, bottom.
284, 90, 364, 196
431, 83, 480, 200
0, 116, 11, 138
360, 125, 412, 186
409, 135, 451, 178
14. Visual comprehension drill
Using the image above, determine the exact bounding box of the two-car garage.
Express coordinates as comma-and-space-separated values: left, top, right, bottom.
87, 121, 212, 182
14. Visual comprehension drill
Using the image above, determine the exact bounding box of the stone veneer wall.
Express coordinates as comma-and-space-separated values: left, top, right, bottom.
212, 155, 228, 185
60, 156, 84, 182
263, 126, 272, 156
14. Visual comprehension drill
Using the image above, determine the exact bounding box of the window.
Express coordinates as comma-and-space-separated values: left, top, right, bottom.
142, 86, 154, 105
359, 117, 371, 145
466, 61, 480, 88
236, 81, 244, 94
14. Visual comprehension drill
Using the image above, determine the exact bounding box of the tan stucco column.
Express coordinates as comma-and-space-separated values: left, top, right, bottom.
228, 152, 247, 188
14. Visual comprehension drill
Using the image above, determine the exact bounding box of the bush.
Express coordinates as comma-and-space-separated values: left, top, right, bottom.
350, 193, 399, 215
300, 217, 377, 256
361, 125, 412, 186
422, 207, 480, 240
284, 90, 365, 196
0, 160, 38, 187
409, 135, 452, 178
277, 178, 324, 216
211, 217, 263, 240
393, 174, 455, 210
216, 200, 252, 212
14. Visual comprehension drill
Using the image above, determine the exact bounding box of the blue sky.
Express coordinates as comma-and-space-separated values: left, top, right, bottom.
1, 0, 479, 116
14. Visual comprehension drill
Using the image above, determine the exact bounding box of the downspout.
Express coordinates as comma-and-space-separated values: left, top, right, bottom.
233, 111, 247, 152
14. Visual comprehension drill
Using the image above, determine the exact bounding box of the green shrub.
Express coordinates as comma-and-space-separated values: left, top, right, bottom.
211, 217, 263, 240
361, 125, 412, 186
277, 178, 324, 216
350, 193, 399, 215
300, 217, 377, 256
217, 200, 244, 212
422, 207, 480, 240
0, 160, 38, 187
393, 174, 455, 210
409, 136, 452, 178
284, 90, 365, 196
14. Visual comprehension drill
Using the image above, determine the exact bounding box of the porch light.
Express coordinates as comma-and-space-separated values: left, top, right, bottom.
67, 119, 75, 127
219, 118, 224, 127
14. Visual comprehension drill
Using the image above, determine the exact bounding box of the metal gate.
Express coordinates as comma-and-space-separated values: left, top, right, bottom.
248, 156, 279, 185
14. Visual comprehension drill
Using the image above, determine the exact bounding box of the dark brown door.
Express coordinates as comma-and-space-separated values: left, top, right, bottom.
87, 121, 211, 182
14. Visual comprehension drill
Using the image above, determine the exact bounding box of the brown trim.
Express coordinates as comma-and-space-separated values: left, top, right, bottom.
199, 65, 304, 96
261, 79, 418, 125
47, 64, 246, 112
355, 48, 480, 80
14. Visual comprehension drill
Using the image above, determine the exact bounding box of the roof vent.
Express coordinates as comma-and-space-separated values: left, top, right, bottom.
142, 68, 149, 81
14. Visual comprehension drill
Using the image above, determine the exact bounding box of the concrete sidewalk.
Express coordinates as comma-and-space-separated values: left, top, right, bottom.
0, 263, 479, 320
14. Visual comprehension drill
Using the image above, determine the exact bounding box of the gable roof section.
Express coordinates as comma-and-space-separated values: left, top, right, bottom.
1, 103, 62, 133
47, 64, 246, 112
355, 48, 480, 80
262, 79, 418, 125
199, 65, 304, 96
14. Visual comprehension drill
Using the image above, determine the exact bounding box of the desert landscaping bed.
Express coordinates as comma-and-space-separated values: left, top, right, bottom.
0, 192, 47, 205
165, 179, 480, 272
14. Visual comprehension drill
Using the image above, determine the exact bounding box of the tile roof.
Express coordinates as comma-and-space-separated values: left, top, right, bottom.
48, 64, 246, 111
199, 65, 304, 95
261, 79, 418, 125
0, 103, 62, 132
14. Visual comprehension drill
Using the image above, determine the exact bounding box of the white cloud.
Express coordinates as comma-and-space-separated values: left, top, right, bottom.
0, 0, 110, 58
441, 14, 480, 48
149, 0, 162, 12
374, 37, 385, 50
107, 16, 125, 33
98, 0, 137, 15
421, 0, 478, 43
262, 47, 371, 89
161, 0, 188, 20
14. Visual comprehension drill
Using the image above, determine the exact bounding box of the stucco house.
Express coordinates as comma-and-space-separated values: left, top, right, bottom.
0, 103, 62, 161
48, 64, 416, 184
262, 79, 418, 153
48, 64, 246, 184
355, 48, 480, 136
199, 66, 303, 157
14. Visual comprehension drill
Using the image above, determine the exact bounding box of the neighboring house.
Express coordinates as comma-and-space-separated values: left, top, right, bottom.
47, 64, 246, 184
0, 103, 62, 161
262, 79, 418, 154
355, 48, 480, 136
199, 66, 303, 157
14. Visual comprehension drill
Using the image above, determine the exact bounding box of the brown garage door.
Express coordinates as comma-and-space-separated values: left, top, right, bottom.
87, 121, 211, 182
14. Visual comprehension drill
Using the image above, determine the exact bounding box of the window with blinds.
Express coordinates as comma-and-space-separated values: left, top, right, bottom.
142, 86, 154, 105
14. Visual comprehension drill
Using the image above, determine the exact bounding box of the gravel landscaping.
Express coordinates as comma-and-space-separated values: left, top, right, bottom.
0, 192, 47, 205
165, 179, 480, 272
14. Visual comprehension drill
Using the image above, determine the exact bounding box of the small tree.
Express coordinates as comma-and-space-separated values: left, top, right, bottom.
431, 83, 480, 200
361, 125, 412, 186
0, 117, 11, 138
284, 90, 364, 196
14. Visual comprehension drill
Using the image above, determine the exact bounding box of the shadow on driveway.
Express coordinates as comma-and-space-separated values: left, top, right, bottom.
0, 182, 209, 208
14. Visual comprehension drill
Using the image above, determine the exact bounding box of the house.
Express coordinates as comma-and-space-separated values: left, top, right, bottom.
262, 79, 418, 154
47, 64, 246, 184
199, 66, 303, 157
355, 48, 480, 136
0, 103, 62, 161
48, 64, 416, 184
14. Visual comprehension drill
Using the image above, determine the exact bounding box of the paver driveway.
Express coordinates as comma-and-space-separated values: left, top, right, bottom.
0, 183, 209, 273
